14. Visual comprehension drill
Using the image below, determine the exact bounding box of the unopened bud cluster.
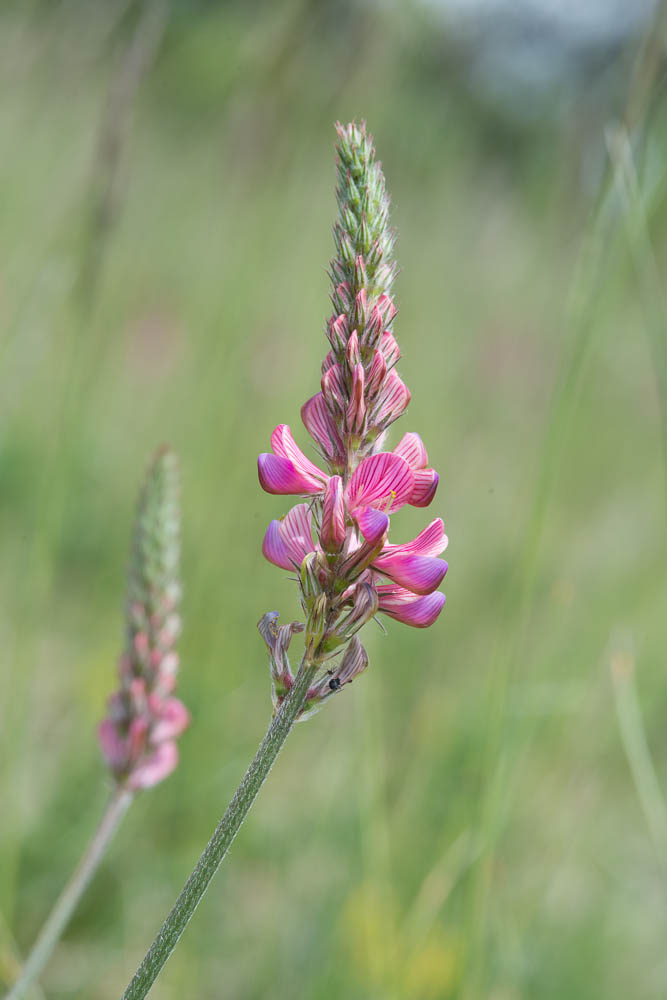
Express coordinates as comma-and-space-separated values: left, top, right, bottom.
98, 448, 189, 789
257, 122, 448, 716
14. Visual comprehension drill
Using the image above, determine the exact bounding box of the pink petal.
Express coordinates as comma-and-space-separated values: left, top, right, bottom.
410, 469, 439, 507
346, 329, 361, 366
366, 350, 387, 397
379, 330, 400, 367
327, 313, 349, 351
262, 504, 314, 570
372, 552, 448, 595
151, 697, 190, 744
376, 586, 446, 628
321, 350, 336, 374
321, 476, 346, 551
376, 293, 397, 326
262, 520, 293, 570
338, 635, 369, 683
373, 369, 411, 427
381, 518, 448, 558
340, 510, 388, 578
258, 453, 322, 496
355, 506, 390, 546
301, 393, 344, 464
321, 363, 347, 414
129, 742, 179, 790
346, 453, 414, 514
346, 363, 366, 433
270, 425, 327, 485
393, 432, 428, 470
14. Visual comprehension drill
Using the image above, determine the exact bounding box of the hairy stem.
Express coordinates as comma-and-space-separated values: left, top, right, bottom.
121, 657, 318, 1000
5, 787, 133, 1000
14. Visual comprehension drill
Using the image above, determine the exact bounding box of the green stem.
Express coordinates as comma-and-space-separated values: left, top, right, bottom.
121, 658, 318, 1000
5, 787, 133, 1000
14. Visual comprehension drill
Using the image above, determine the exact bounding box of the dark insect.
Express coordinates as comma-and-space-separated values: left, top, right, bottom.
328, 677, 341, 691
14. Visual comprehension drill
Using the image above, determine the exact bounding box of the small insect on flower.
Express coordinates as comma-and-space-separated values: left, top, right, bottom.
329, 677, 342, 691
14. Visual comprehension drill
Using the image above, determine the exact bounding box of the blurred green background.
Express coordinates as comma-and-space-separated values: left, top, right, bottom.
3, 1, 667, 997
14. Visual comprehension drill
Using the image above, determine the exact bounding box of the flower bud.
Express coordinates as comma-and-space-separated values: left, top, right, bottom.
320, 476, 346, 553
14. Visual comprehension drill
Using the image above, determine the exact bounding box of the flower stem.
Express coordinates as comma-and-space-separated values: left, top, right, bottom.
5, 786, 133, 1000
121, 657, 318, 1000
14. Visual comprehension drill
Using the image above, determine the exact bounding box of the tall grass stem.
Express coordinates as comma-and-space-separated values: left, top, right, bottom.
4, 787, 133, 1000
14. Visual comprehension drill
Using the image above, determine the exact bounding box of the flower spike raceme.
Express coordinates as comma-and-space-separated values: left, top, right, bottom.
99, 446, 189, 789
120, 123, 448, 1000
258, 120, 447, 717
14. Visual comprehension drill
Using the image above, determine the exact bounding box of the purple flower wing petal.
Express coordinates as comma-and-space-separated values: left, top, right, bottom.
258, 453, 322, 495
355, 505, 390, 546
372, 553, 448, 595
377, 586, 446, 628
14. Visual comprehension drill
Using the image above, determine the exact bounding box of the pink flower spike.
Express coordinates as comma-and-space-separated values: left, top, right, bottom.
301, 393, 345, 464
410, 469, 439, 507
128, 742, 179, 790
257, 453, 323, 496
321, 476, 346, 552
346, 452, 414, 514
377, 586, 446, 628
262, 504, 315, 570
393, 432, 428, 470
372, 552, 448, 595
270, 425, 328, 485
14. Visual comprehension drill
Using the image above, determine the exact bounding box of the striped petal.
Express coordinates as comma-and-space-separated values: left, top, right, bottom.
376, 585, 446, 628
409, 468, 439, 507
346, 452, 414, 514
379, 330, 400, 367
270, 425, 327, 486
393, 432, 428, 470
321, 476, 346, 551
262, 504, 315, 570
372, 552, 447, 595
301, 392, 345, 464
321, 363, 347, 415
373, 369, 411, 427
380, 518, 448, 558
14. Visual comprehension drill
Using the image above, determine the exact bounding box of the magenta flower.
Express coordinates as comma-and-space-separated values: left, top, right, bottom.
257, 121, 447, 713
